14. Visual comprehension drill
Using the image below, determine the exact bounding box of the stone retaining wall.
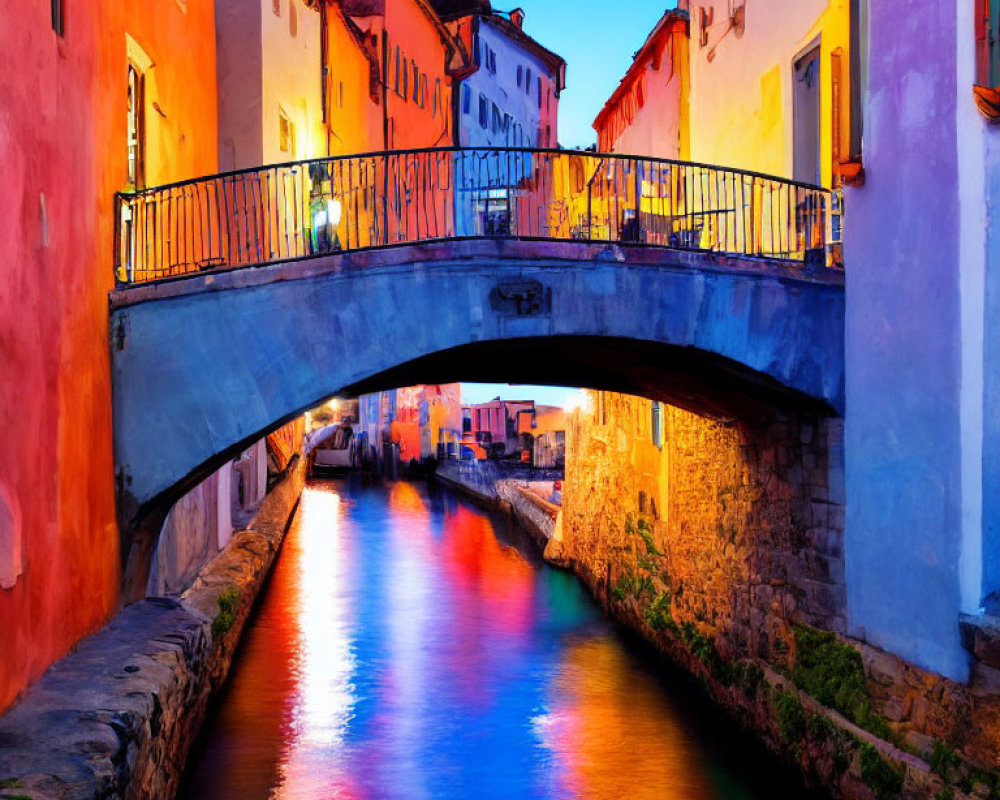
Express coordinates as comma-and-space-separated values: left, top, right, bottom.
557, 394, 1000, 800
0, 460, 305, 800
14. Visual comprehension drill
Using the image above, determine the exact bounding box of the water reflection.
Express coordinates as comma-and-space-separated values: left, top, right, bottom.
180, 480, 815, 800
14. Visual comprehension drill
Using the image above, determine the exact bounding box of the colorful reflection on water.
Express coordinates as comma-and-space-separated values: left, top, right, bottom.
180, 480, 818, 800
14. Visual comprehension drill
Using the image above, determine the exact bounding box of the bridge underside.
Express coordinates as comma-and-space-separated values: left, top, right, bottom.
339, 335, 832, 418
110, 239, 844, 591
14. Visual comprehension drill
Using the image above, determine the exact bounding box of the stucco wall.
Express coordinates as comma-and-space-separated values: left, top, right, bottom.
0, 0, 219, 712
216, 0, 263, 171
262, 0, 324, 162
843, 0, 967, 680
326, 5, 382, 155
686, 0, 848, 186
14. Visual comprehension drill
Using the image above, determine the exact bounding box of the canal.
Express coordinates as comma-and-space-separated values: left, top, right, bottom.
180, 479, 822, 800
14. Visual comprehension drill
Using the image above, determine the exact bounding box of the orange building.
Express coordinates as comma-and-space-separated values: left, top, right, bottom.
342, 0, 468, 150
323, 2, 383, 155
0, 1, 219, 712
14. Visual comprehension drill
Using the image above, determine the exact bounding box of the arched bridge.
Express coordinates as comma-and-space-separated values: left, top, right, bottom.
110, 146, 844, 553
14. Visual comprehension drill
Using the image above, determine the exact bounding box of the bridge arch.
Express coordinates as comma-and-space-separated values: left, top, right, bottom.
110, 238, 843, 589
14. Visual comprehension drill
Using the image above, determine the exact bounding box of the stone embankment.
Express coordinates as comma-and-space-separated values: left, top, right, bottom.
435, 460, 562, 548
0, 460, 306, 800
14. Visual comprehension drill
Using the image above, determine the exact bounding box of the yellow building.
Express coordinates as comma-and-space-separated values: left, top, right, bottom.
681, 0, 853, 190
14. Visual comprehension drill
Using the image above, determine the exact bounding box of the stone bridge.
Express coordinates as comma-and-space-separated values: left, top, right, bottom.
109, 147, 843, 587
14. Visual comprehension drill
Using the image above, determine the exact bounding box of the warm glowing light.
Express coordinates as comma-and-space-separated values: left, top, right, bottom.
327, 198, 342, 227
564, 389, 593, 415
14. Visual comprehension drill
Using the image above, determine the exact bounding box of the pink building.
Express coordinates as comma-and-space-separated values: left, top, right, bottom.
592, 9, 689, 158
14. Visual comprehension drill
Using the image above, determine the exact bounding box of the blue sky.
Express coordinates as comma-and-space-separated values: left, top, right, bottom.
461, 382, 588, 408
517, 0, 678, 149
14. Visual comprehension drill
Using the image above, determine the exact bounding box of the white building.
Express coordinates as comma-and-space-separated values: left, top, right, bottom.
436, 4, 565, 235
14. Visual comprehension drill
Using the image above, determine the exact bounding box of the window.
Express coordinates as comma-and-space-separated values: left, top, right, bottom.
394, 46, 400, 93
289, 0, 297, 36
338, 81, 344, 108
462, 84, 471, 114
474, 35, 481, 67
434, 79, 442, 116
412, 63, 420, 104
279, 110, 296, 156
127, 64, 145, 188
479, 94, 488, 128
491, 102, 502, 133
51, 0, 65, 37
538, 76, 543, 109
699, 6, 713, 48
524, 68, 532, 93
517, 65, 523, 87
402, 57, 409, 100
651, 402, 664, 448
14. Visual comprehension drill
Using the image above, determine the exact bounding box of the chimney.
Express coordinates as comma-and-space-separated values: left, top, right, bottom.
509, 7, 524, 28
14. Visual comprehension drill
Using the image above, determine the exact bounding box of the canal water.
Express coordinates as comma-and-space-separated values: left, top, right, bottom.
180, 480, 821, 800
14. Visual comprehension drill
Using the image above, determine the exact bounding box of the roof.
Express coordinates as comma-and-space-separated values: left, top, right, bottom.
592, 8, 688, 131
425, 0, 492, 20
480, 12, 566, 88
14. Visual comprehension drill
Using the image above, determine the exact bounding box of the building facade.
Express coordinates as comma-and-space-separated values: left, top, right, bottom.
592, 10, 689, 159
682, 0, 854, 189
844, 0, 1000, 683
0, 0, 219, 712
446, 8, 565, 149
216, 0, 326, 170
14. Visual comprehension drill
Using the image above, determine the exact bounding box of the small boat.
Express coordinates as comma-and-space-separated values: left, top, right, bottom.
306, 423, 356, 476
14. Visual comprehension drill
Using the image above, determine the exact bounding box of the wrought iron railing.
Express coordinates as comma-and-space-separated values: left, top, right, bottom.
114, 147, 835, 286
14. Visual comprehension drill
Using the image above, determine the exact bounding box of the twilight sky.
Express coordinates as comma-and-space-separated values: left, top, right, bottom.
461, 2, 676, 408
517, 0, 679, 149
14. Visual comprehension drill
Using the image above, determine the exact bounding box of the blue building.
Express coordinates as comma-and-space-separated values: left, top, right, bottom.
431, 3, 566, 235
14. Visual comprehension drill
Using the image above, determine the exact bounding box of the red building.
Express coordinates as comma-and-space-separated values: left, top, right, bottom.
0, 0, 219, 712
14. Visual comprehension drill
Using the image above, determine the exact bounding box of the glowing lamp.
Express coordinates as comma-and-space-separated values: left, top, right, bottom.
327, 198, 342, 227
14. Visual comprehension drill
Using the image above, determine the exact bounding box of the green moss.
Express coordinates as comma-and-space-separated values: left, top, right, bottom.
791, 624, 893, 741
832, 743, 852, 775
929, 741, 960, 782
0, 783, 23, 791
612, 572, 654, 604
775, 690, 806, 743
637, 518, 661, 556
211, 587, 241, 638
935, 788, 955, 800
642, 591, 675, 633
807, 712, 834, 741
731, 661, 765, 696
1, 794, 34, 800
859, 743, 904, 800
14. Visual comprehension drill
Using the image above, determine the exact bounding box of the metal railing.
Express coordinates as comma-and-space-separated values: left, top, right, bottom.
114, 146, 835, 286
